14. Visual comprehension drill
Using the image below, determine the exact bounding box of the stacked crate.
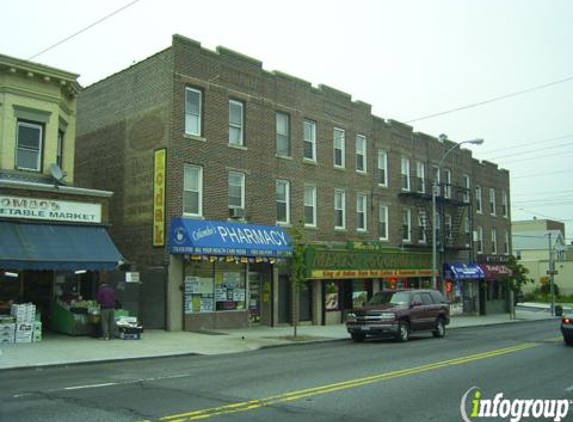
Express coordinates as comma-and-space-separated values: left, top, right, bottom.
0, 316, 16, 344
11, 304, 36, 343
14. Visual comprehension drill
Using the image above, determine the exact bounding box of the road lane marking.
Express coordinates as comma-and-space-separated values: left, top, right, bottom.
64, 382, 118, 390
158, 342, 539, 421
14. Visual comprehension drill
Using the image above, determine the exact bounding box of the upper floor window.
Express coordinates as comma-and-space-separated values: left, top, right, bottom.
356, 135, 367, 173
504, 231, 510, 254
229, 99, 244, 146
475, 186, 482, 214
356, 193, 368, 231
491, 227, 498, 254
185, 87, 202, 136
303, 119, 317, 161
418, 210, 427, 243
304, 185, 317, 227
333, 128, 345, 168
276, 179, 290, 225
463, 174, 470, 203
276, 112, 290, 157
464, 216, 471, 247
476, 226, 483, 254
401, 157, 410, 191
433, 166, 441, 196
334, 189, 346, 229
402, 208, 412, 242
379, 204, 389, 241
445, 213, 453, 243
228, 171, 245, 209
416, 162, 425, 193
444, 169, 452, 199
489, 188, 496, 215
57, 129, 64, 168
502, 191, 508, 218
183, 164, 203, 217
377, 150, 388, 187
16, 121, 43, 171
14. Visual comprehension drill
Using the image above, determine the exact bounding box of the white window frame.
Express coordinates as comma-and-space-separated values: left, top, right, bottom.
444, 168, 452, 199
276, 179, 290, 225
356, 193, 368, 232
463, 174, 470, 203
489, 188, 496, 215
276, 112, 290, 157
183, 164, 203, 217
377, 150, 388, 187
333, 128, 345, 168
401, 157, 410, 191
16, 121, 43, 171
379, 204, 389, 241
504, 230, 510, 254
185, 87, 202, 136
464, 216, 471, 247
475, 186, 482, 214
57, 129, 64, 168
433, 165, 441, 196
445, 213, 452, 243
491, 227, 498, 254
502, 191, 508, 218
334, 189, 346, 230
304, 185, 317, 228
303, 119, 317, 162
416, 161, 425, 193
356, 135, 367, 173
229, 99, 244, 146
476, 226, 483, 254
418, 210, 427, 243
402, 208, 412, 242
228, 171, 245, 209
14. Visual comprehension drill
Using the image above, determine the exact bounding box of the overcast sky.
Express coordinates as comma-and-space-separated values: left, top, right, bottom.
3, 0, 572, 241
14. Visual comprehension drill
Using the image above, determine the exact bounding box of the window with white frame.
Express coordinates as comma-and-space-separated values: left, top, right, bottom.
418, 210, 427, 243
504, 230, 509, 254
334, 189, 346, 229
463, 174, 470, 203
379, 204, 388, 240
502, 191, 508, 218
303, 119, 317, 161
475, 186, 482, 213
476, 226, 483, 254
377, 150, 388, 186
401, 157, 410, 191
489, 188, 496, 215
444, 169, 452, 199
229, 99, 244, 145
183, 164, 203, 216
356, 135, 367, 173
185, 87, 202, 136
57, 129, 64, 169
416, 162, 425, 193
433, 166, 441, 196
333, 128, 345, 168
16, 121, 43, 171
402, 208, 411, 242
464, 216, 471, 247
491, 227, 498, 254
445, 214, 452, 243
276, 112, 290, 157
304, 185, 317, 227
276, 180, 290, 224
228, 172, 245, 209
356, 193, 368, 231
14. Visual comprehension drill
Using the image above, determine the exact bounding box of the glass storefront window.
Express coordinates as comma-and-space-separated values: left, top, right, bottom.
325, 281, 339, 311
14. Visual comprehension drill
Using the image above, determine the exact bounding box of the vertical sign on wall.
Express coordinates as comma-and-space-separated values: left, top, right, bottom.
153, 148, 167, 246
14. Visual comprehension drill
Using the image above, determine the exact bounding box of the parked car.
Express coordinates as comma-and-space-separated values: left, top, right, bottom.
346, 289, 450, 342
561, 313, 573, 346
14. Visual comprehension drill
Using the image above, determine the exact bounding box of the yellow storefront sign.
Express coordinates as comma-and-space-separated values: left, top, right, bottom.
153, 149, 166, 246
310, 269, 435, 279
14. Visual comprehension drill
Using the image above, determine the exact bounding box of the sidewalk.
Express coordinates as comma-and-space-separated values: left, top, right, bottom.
0, 308, 557, 371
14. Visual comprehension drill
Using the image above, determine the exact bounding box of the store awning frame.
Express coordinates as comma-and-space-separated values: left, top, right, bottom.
0, 221, 123, 271
443, 263, 485, 280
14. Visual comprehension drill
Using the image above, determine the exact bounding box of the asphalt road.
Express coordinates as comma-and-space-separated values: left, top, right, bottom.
1, 320, 572, 422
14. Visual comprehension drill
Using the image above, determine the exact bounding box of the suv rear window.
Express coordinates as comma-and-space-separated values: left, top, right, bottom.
368, 291, 410, 306
421, 292, 435, 305
429, 290, 446, 304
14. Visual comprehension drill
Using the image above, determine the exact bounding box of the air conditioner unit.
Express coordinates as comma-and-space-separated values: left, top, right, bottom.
229, 207, 246, 218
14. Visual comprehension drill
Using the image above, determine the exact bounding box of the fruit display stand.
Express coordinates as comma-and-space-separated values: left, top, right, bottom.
51, 300, 95, 336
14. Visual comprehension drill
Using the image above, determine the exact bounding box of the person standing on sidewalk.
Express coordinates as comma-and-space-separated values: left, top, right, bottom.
97, 281, 116, 340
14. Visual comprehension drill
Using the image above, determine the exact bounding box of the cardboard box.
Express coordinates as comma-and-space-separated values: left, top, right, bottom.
15, 336, 32, 343
0, 337, 14, 344
16, 323, 33, 332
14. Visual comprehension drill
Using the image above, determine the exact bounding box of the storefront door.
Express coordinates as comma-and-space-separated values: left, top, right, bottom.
248, 272, 262, 324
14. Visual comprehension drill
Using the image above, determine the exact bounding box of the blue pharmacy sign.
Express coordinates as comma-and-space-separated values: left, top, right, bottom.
168, 218, 292, 257
443, 263, 485, 280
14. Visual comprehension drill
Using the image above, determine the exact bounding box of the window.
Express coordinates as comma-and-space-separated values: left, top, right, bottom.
476, 226, 483, 254
402, 208, 411, 242
303, 119, 317, 161
276, 112, 290, 157
464, 216, 471, 247
356, 135, 367, 173
416, 162, 425, 193
185, 87, 202, 136
334, 189, 346, 229
57, 129, 64, 168
444, 169, 452, 199
276, 180, 290, 224
475, 186, 482, 213
445, 214, 452, 244
183, 164, 202, 216
489, 188, 496, 215
228, 172, 245, 209
463, 174, 470, 203
229, 99, 244, 145
333, 128, 345, 168
304, 185, 317, 227
502, 191, 508, 217
377, 150, 388, 186
379, 205, 389, 240
356, 193, 368, 231
432, 166, 441, 196
504, 231, 510, 254
491, 227, 498, 254
401, 158, 410, 191
418, 210, 427, 243
16, 121, 43, 171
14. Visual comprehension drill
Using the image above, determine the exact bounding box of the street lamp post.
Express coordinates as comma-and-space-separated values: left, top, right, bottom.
431, 136, 484, 290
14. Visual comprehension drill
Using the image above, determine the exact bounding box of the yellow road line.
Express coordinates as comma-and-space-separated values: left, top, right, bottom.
157, 342, 539, 421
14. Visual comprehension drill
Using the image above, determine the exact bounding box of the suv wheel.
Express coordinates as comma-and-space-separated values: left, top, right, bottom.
396, 320, 410, 342
351, 333, 366, 342
432, 318, 446, 338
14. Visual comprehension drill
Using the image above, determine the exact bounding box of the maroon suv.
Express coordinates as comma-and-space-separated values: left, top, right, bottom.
346, 289, 450, 342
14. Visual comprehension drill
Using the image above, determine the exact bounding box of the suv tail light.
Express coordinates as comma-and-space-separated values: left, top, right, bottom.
563, 317, 572, 325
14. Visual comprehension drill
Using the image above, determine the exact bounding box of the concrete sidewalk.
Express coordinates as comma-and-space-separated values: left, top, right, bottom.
0, 308, 557, 371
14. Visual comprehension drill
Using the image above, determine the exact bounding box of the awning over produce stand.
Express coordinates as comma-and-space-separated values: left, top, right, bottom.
443, 263, 485, 280
0, 221, 123, 270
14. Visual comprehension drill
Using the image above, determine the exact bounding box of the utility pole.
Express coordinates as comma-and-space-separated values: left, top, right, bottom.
548, 232, 555, 317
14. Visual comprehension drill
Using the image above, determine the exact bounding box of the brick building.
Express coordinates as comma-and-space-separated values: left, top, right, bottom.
75, 35, 511, 331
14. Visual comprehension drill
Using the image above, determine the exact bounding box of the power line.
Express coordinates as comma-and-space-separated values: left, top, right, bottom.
405, 75, 573, 123
511, 168, 573, 180
497, 149, 573, 165
513, 207, 573, 222
486, 140, 573, 161
513, 189, 573, 196
479, 133, 573, 155
28, 0, 144, 60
